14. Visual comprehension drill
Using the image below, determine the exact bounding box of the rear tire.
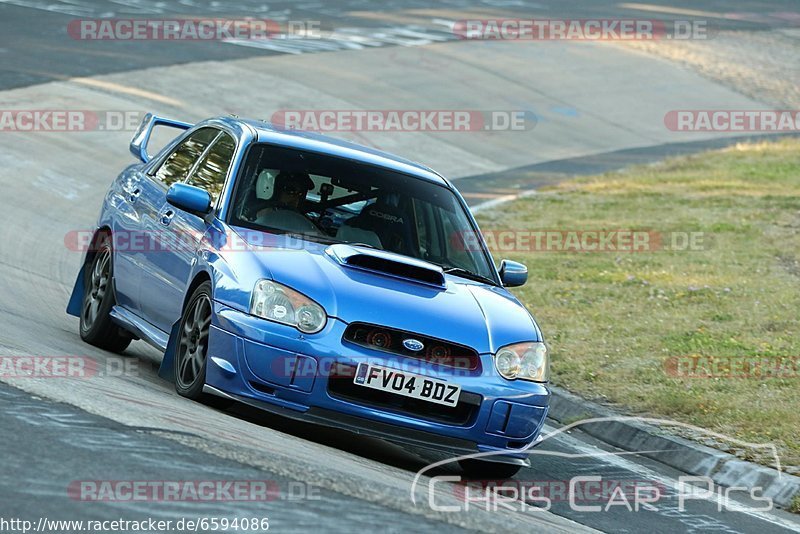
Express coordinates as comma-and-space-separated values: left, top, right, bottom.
79, 234, 132, 353
459, 459, 523, 480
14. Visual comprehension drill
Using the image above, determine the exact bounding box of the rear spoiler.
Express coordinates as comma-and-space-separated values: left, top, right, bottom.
130, 113, 192, 163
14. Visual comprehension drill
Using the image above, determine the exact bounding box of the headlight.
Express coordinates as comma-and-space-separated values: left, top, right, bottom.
494, 342, 549, 382
250, 279, 327, 334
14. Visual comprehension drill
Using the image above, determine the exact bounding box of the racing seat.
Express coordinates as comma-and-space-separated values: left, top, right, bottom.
240, 170, 274, 221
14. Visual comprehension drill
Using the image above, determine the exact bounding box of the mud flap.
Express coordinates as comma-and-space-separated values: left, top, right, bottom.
65, 268, 85, 317
158, 320, 181, 381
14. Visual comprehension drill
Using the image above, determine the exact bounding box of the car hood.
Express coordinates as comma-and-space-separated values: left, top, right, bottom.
226, 227, 540, 354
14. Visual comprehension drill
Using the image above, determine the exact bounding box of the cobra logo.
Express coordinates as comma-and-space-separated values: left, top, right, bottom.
369, 210, 403, 224
402, 338, 425, 352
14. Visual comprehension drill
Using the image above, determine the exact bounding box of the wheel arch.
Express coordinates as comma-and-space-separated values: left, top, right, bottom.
66, 226, 113, 317
182, 270, 213, 312
159, 269, 213, 381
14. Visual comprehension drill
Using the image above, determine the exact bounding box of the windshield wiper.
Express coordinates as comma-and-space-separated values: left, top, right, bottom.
442, 266, 496, 285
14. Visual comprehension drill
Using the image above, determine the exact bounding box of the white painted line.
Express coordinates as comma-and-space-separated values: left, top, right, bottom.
470, 189, 538, 214
69, 77, 184, 107
617, 2, 728, 19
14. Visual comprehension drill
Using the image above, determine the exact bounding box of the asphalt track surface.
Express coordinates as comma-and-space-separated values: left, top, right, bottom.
1, 1, 800, 533
1, 0, 798, 91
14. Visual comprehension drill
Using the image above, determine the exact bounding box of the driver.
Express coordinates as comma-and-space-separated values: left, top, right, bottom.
252, 171, 320, 234
271, 171, 313, 211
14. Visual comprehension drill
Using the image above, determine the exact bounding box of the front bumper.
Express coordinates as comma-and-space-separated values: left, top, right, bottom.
205, 302, 550, 463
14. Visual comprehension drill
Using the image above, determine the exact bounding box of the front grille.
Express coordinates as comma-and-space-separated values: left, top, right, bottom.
343, 322, 481, 371
327, 363, 481, 426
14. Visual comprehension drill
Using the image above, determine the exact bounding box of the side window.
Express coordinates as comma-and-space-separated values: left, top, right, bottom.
153, 127, 219, 187
187, 132, 235, 205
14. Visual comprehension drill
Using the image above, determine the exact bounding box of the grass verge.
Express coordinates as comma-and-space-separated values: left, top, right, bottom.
475, 138, 800, 472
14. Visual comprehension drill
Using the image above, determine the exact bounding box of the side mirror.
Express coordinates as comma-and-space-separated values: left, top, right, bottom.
166, 183, 212, 218
499, 259, 527, 287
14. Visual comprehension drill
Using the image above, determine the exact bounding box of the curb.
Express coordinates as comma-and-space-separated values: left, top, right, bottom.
547, 385, 800, 509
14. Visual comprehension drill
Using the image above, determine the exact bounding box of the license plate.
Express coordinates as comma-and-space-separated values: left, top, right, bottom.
353, 363, 461, 407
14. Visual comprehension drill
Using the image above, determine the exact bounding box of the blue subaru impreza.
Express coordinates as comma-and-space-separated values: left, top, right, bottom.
67, 114, 550, 478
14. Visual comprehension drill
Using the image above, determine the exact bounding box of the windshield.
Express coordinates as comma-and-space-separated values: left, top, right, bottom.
229, 143, 496, 283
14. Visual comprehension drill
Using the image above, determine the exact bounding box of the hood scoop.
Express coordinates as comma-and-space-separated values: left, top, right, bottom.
326, 244, 445, 287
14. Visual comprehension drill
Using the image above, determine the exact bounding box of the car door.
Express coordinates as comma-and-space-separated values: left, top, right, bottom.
136, 127, 221, 332
111, 168, 147, 313
140, 128, 236, 333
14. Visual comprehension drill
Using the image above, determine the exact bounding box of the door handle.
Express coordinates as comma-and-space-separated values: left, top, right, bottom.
128, 188, 141, 203
160, 209, 175, 226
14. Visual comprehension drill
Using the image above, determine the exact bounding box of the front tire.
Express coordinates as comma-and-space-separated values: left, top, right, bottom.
175, 282, 213, 400
79, 234, 132, 353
